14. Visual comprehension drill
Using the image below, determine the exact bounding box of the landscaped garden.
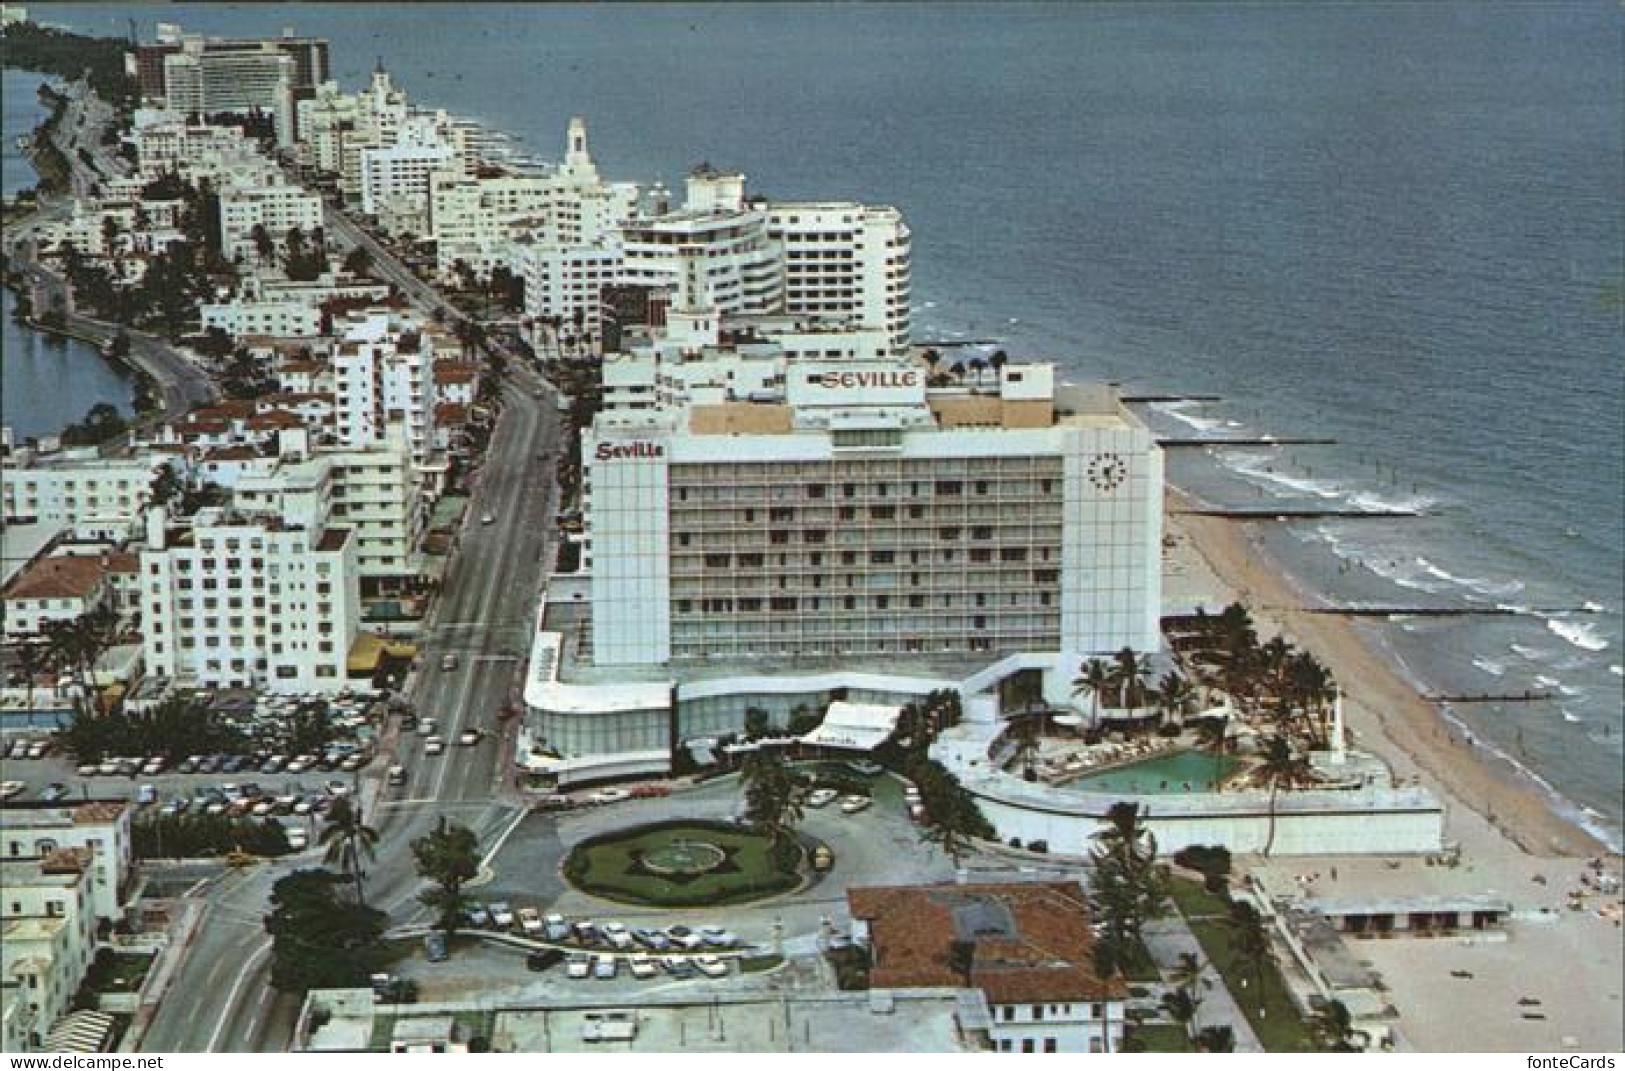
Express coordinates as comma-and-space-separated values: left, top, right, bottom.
563, 819, 805, 908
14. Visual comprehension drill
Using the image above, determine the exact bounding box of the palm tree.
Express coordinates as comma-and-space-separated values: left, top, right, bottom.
1166, 951, 1207, 1042
1071, 657, 1113, 731
1155, 670, 1195, 730
320, 796, 379, 905
1161, 987, 1199, 1043
1192, 715, 1231, 787
1008, 712, 1042, 779
14, 641, 49, 713
1225, 900, 1275, 1020
740, 748, 806, 848
1109, 647, 1153, 712
1255, 733, 1314, 857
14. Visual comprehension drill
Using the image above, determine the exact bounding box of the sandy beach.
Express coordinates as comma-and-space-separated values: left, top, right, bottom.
1164, 487, 1609, 859
1165, 488, 1624, 1051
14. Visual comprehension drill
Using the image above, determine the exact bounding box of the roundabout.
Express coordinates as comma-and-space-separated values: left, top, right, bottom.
563, 819, 808, 908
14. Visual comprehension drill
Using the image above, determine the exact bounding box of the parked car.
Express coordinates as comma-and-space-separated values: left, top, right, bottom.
840, 795, 873, 815
593, 955, 618, 980
286, 828, 309, 851
0, 781, 26, 799
340, 754, 365, 772
662, 956, 695, 978
573, 921, 599, 943
466, 906, 491, 928
44, 783, 71, 802
601, 922, 632, 950
588, 787, 632, 805
26, 741, 49, 760
806, 788, 840, 809
699, 926, 738, 949
632, 928, 670, 950
694, 955, 730, 978
526, 949, 564, 972
440, 654, 459, 672
425, 932, 448, 963
489, 902, 516, 928
545, 913, 570, 940
424, 737, 446, 756
566, 955, 591, 979
629, 954, 658, 980
76, 764, 100, 777
667, 926, 705, 951
848, 760, 884, 777
417, 719, 439, 737
518, 907, 544, 935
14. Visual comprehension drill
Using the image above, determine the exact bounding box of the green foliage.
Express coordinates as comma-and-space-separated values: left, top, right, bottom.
320, 796, 379, 905
412, 817, 480, 932
61, 694, 248, 764
265, 869, 388, 993
564, 820, 802, 907
133, 813, 290, 859
740, 747, 806, 845
60, 401, 128, 446
1, 22, 138, 109
1089, 802, 1166, 955
1173, 844, 1232, 879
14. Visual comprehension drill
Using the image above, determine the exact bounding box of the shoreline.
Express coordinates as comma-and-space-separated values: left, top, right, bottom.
1164, 484, 1613, 860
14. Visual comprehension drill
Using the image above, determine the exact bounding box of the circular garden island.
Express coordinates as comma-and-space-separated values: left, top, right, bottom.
563, 819, 806, 908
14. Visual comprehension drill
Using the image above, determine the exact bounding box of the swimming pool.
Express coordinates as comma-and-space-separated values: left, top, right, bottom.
1063, 749, 1242, 795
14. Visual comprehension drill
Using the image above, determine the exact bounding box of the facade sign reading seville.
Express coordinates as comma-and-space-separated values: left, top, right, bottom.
787, 362, 926, 408
593, 441, 666, 461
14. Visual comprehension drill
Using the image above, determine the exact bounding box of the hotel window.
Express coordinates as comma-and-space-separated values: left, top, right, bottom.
1043, 1040, 1057, 1053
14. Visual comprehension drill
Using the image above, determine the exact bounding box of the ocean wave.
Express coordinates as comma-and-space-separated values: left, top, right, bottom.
1151, 400, 1225, 433
1411, 557, 1523, 598
1472, 657, 1505, 677
1225, 452, 1344, 500
1583, 600, 1608, 614
1433, 705, 1623, 855
1546, 618, 1610, 653
1346, 490, 1439, 514
1611, 665, 1624, 678
1562, 709, 1584, 724
1533, 674, 1561, 689
1508, 642, 1549, 661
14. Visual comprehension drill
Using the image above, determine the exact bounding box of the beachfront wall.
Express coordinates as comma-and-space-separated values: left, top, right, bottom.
967, 780, 1446, 857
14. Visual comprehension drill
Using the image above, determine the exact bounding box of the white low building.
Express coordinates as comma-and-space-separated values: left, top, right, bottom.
1, 454, 166, 535
200, 296, 322, 339
0, 802, 133, 927
216, 180, 324, 264
0, 854, 99, 1053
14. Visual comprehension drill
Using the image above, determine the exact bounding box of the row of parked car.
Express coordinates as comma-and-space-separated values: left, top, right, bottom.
4, 738, 53, 761
466, 906, 741, 953
70, 745, 373, 780
564, 952, 732, 981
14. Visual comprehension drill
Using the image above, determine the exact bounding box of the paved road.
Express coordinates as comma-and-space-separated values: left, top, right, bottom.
138, 226, 563, 1054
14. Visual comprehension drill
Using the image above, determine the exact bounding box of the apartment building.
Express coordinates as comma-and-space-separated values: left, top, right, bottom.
583, 359, 1162, 667
200, 296, 322, 339
517, 239, 621, 335
331, 309, 442, 465
768, 202, 911, 352
216, 179, 324, 263
0, 855, 98, 1053
360, 114, 468, 234
139, 485, 360, 693
1, 455, 165, 533
0, 802, 133, 926
618, 167, 783, 319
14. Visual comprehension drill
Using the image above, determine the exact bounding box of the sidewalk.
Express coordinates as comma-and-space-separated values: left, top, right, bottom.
1141, 916, 1265, 1053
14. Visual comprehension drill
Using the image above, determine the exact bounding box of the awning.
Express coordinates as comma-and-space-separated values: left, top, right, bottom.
44, 1009, 115, 1053
799, 700, 903, 752
346, 632, 419, 674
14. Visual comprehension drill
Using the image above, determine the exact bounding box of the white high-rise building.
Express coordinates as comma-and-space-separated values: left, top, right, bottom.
161, 43, 297, 146
583, 361, 1162, 668
139, 479, 360, 693
618, 167, 783, 317
768, 202, 912, 352
359, 113, 468, 234
331, 309, 441, 464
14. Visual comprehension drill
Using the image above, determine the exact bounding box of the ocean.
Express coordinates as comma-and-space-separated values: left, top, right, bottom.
7, 2, 1621, 844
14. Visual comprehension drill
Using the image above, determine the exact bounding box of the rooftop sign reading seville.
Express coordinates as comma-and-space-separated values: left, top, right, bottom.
788, 362, 926, 408
815, 369, 920, 389
594, 441, 666, 461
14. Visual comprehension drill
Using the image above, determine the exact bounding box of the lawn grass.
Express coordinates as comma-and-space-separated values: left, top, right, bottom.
566, 820, 801, 907
1186, 917, 1317, 1052
1124, 1023, 1194, 1052
1120, 936, 1163, 983
1165, 875, 1232, 919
